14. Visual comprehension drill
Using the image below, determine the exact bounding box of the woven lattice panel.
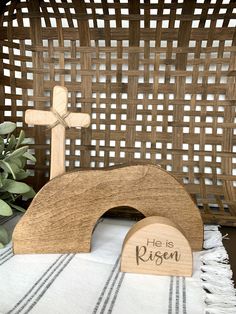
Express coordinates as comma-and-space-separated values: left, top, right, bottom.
0, 0, 236, 224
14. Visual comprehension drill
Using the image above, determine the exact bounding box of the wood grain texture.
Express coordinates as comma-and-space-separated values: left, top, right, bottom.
121, 216, 193, 277
25, 86, 90, 179
12, 164, 203, 254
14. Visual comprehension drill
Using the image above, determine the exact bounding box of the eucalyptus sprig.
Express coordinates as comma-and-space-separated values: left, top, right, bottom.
0, 121, 36, 247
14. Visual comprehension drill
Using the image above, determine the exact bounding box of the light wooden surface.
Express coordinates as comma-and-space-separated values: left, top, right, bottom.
25, 86, 90, 179
121, 216, 193, 277
13, 164, 203, 254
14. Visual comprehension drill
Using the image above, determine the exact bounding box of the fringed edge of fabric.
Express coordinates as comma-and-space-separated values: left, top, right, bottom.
202, 225, 236, 314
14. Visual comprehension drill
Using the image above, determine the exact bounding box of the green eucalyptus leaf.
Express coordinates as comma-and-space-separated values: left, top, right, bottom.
0, 242, 4, 249
15, 169, 30, 180
0, 160, 9, 172
0, 160, 16, 179
23, 151, 36, 163
11, 157, 22, 168
19, 156, 26, 168
21, 138, 34, 145
9, 203, 26, 213
16, 130, 25, 148
5, 146, 29, 161
0, 145, 4, 155
0, 125, 35, 218
0, 199, 12, 216
3, 179, 31, 194
6, 134, 16, 151
0, 122, 16, 135
0, 191, 12, 200
1, 172, 8, 180
0, 137, 4, 154
0, 226, 9, 245
22, 187, 36, 200
4, 161, 20, 178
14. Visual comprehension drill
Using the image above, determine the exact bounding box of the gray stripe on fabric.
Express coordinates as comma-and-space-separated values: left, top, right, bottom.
0, 250, 12, 261
92, 256, 120, 314
100, 267, 120, 314
0, 213, 18, 225
23, 254, 75, 314
0, 253, 13, 266
0, 247, 12, 259
183, 277, 187, 314
168, 276, 174, 314
7, 254, 65, 314
175, 277, 180, 314
14, 254, 71, 314
107, 272, 125, 314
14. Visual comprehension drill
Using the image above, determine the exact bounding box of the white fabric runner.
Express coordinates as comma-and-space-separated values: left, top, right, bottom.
0, 216, 235, 314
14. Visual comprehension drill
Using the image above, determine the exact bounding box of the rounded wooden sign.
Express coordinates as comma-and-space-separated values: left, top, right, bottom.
121, 216, 193, 277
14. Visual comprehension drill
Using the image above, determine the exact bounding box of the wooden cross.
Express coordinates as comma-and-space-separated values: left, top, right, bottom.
25, 86, 90, 179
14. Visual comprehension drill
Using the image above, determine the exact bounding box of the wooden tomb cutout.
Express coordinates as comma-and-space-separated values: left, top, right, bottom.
25, 85, 90, 179
13, 164, 203, 254
121, 216, 193, 277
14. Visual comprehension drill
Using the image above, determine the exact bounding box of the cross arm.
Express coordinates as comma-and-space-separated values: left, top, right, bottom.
25, 110, 90, 128
25, 109, 54, 126
66, 112, 90, 128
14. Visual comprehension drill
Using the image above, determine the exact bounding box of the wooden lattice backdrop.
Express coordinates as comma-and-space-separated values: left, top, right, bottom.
0, 0, 235, 225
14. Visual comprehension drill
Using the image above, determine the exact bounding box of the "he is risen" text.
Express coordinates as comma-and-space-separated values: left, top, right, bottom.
135, 238, 181, 266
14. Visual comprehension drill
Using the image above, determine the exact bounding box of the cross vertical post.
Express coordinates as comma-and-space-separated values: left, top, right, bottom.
50, 86, 67, 179
25, 86, 90, 179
